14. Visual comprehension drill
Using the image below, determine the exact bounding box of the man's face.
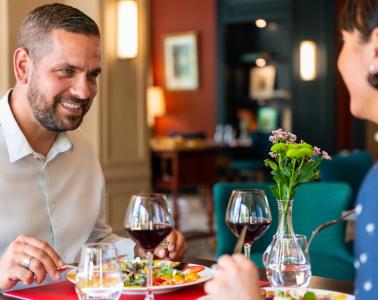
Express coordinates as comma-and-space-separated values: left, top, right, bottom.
26, 29, 101, 132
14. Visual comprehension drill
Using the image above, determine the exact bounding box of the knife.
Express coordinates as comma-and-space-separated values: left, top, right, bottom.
233, 225, 248, 254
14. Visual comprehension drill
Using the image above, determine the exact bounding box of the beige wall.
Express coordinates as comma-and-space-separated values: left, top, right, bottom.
0, 0, 151, 230
0, 0, 9, 95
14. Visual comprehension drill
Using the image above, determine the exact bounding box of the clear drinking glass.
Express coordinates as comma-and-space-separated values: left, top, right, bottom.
265, 233, 312, 288
124, 193, 173, 300
75, 243, 123, 300
263, 234, 310, 267
225, 189, 272, 258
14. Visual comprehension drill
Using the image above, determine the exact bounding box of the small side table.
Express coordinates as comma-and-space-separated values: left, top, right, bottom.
151, 147, 217, 235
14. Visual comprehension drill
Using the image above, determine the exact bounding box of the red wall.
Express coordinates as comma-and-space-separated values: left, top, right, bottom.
150, 0, 216, 138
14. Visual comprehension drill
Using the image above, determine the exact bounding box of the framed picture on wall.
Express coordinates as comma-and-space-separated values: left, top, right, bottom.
164, 31, 199, 90
249, 65, 276, 100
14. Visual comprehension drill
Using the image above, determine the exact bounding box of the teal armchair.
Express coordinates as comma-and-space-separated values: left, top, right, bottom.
292, 182, 355, 281
320, 150, 372, 205
214, 181, 355, 280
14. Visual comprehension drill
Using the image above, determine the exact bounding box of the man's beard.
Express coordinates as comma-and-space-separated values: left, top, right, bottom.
26, 74, 89, 132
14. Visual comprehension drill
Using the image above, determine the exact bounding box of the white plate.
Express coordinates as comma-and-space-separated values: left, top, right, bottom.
263, 287, 355, 299
67, 263, 213, 295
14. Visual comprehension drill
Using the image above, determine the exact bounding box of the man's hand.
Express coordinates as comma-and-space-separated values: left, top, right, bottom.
136, 229, 188, 261
204, 254, 262, 300
0, 235, 64, 290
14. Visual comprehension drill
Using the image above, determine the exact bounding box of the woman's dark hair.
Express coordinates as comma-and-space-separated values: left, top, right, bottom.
340, 0, 378, 42
341, 0, 378, 88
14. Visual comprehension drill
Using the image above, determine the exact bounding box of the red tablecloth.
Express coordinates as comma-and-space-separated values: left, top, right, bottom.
3, 280, 206, 300
3, 280, 270, 299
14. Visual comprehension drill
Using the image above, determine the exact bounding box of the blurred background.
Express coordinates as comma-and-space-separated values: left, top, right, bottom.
0, 0, 374, 261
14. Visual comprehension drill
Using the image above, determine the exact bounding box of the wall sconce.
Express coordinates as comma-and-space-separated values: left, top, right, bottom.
117, 0, 138, 59
256, 58, 267, 67
255, 19, 267, 28
300, 40, 317, 81
147, 86, 166, 127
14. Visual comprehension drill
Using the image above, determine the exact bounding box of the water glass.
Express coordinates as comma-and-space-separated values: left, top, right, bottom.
75, 243, 123, 300
265, 234, 311, 288
263, 234, 310, 267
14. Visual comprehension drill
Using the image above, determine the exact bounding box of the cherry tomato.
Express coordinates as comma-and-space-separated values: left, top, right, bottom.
183, 265, 205, 273
153, 278, 166, 285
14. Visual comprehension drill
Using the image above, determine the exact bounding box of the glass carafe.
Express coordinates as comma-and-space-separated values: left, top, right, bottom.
264, 199, 311, 288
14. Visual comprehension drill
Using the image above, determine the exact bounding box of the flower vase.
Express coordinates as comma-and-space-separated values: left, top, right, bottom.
264, 199, 311, 287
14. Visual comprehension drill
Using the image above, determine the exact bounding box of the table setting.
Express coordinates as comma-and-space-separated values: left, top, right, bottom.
1, 130, 356, 300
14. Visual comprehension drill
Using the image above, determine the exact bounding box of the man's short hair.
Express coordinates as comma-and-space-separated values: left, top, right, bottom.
16, 3, 100, 62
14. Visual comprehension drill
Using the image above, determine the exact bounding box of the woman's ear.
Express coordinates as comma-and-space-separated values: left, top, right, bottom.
369, 28, 378, 61
13, 48, 31, 84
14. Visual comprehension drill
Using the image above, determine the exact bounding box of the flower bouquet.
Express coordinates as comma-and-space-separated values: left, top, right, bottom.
264, 128, 331, 201
263, 129, 331, 288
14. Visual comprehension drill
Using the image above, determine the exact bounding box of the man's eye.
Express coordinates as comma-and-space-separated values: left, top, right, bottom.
88, 73, 99, 82
59, 69, 74, 76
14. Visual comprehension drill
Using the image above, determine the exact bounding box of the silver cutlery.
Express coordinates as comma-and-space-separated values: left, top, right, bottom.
306, 208, 355, 253
233, 225, 248, 254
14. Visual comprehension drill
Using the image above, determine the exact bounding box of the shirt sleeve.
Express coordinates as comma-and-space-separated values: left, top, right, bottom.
86, 177, 136, 259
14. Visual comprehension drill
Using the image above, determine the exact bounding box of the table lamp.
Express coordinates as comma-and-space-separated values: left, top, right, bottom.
147, 86, 166, 127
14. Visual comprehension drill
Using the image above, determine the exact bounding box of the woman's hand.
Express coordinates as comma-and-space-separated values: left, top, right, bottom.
204, 254, 262, 300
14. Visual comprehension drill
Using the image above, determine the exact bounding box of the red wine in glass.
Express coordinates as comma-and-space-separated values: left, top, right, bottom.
226, 218, 272, 244
225, 189, 272, 258
124, 193, 173, 300
126, 223, 172, 251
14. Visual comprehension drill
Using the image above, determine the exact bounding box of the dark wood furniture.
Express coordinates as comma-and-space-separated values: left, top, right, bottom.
151, 147, 217, 235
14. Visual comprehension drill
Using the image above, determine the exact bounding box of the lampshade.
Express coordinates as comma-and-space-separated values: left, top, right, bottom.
300, 41, 317, 81
147, 86, 166, 126
117, 0, 138, 59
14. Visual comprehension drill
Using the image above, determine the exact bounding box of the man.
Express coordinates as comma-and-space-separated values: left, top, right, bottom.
0, 3, 187, 290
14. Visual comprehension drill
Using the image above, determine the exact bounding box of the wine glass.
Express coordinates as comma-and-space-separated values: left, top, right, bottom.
226, 189, 272, 258
124, 193, 173, 300
75, 243, 123, 300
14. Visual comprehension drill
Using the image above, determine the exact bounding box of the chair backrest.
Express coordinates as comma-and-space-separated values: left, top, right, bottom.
214, 181, 355, 280
213, 182, 277, 259
320, 150, 372, 206
292, 182, 354, 280
292, 182, 352, 252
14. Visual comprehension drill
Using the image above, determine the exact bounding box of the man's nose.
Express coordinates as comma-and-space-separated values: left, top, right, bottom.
71, 76, 91, 100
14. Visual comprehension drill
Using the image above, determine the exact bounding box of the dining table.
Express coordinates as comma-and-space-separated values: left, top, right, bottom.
0, 258, 355, 299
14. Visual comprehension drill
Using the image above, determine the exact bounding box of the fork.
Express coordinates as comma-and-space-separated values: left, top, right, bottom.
305, 208, 355, 253
233, 225, 248, 254
57, 264, 77, 271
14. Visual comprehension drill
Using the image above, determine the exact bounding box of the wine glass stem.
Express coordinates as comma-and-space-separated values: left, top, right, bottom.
244, 243, 252, 259
145, 251, 154, 300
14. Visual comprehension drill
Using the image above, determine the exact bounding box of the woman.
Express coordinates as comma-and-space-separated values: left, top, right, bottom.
205, 0, 378, 299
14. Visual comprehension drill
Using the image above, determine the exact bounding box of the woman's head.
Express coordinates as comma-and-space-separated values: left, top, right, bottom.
338, 0, 378, 123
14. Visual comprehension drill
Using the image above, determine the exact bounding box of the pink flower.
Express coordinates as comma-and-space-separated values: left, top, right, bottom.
269, 151, 277, 158
313, 146, 321, 156
322, 151, 331, 160
269, 129, 297, 144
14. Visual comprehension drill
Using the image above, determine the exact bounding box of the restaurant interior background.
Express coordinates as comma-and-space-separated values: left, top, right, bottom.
0, 0, 376, 259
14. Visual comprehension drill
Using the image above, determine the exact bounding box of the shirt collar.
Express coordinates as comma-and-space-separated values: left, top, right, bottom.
0, 89, 73, 163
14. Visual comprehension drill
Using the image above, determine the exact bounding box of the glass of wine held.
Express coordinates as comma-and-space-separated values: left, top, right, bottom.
124, 193, 173, 300
226, 189, 272, 258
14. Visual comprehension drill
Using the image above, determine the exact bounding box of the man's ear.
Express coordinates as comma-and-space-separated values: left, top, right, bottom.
13, 48, 31, 84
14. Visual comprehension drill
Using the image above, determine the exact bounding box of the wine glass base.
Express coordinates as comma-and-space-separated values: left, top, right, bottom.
144, 295, 155, 300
